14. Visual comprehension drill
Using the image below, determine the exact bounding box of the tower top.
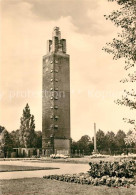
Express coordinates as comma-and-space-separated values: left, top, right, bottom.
47, 27, 66, 54
52, 27, 61, 39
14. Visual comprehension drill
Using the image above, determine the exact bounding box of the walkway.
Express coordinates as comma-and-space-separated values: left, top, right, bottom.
0, 160, 90, 180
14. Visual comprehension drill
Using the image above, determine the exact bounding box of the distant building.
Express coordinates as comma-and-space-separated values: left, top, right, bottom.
42, 27, 71, 156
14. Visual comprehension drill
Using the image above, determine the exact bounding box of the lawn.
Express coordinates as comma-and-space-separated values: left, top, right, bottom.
1, 178, 136, 195
0, 165, 59, 172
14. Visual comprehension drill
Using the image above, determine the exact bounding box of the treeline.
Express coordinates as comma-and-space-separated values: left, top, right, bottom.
0, 104, 136, 157
0, 125, 42, 157
71, 130, 136, 155
0, 127, 136, 157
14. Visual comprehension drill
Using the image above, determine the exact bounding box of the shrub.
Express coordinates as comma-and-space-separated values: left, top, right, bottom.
88, 160, 136, 178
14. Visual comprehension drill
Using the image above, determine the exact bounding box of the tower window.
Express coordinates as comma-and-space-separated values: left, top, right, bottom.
54, 125, 58, 129
54, 106, 58, 109
55, 60, 58, 64
55, 88, 58, 91
54, 97, 58, 100
55, 116, 59, 120
55, 79, 58, 82
55, 70, 58, 73
50, 115, 53, 119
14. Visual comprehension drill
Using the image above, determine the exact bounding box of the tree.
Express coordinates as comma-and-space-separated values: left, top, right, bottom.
0, 128, 13, 157
71, 140, 79, 153
115, 130, 126, 153
79, 135, 91, 143
71, 135, 93, 155
103, 0, 136, 144
96, 130, 106, 152
125, 128, 136, 145
35, 131, 42, 148
19, 103, 36, 148
78, 135, 93, 155
105, 131, 116, 154
10, 130, 20, 148
0, 126, 5, 133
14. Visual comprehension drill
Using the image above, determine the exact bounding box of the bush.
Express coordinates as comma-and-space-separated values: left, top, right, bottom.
43, 173, 135, 187
43, 160, 136, 187
88, 160, 136, 178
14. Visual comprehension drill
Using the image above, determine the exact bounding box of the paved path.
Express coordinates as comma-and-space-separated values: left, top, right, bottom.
0, 161, 90, 180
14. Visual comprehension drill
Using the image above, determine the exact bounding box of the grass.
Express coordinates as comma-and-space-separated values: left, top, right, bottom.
1, 178, 136, 195
0, 165, 59, 172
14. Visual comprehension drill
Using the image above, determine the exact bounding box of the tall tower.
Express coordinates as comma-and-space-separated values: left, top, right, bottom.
42, 27, 70, 156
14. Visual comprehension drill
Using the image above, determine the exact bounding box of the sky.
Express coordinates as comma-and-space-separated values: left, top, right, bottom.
0, 0, 135, 141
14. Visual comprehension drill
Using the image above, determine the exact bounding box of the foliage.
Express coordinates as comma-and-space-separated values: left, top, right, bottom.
88, 160, 136, 178
71, 135, 93, 155
105, 131, 116, 154
43, 160, 136, 186
0, 128, 13, 157
103, 0, 136, 144
71, 140, 79, 152
10, 130, 20, 148
35, 131, 42, 148
71, 129, 135, 155
0, 128, 42, 155
9, 129, 42, 149
0, 126, 5, 133
78, 135, 93, 154
44, 160, 136, 187
19, 103, 36, 148
115, 130, 126, 151
103, 0, 136, 69
96, 130, 106, 151
44, 174, 135, 187
125, 128, 136, 144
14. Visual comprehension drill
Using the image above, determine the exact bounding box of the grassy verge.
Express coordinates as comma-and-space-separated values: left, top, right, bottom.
1, 178, 136, 195
0, 165, 59, 172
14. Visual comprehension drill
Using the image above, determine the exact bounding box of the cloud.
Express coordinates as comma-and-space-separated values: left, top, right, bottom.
1, 0, 117, 35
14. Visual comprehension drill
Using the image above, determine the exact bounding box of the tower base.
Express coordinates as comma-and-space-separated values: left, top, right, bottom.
54, 138, 70, 155
42, 138, 70, 157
